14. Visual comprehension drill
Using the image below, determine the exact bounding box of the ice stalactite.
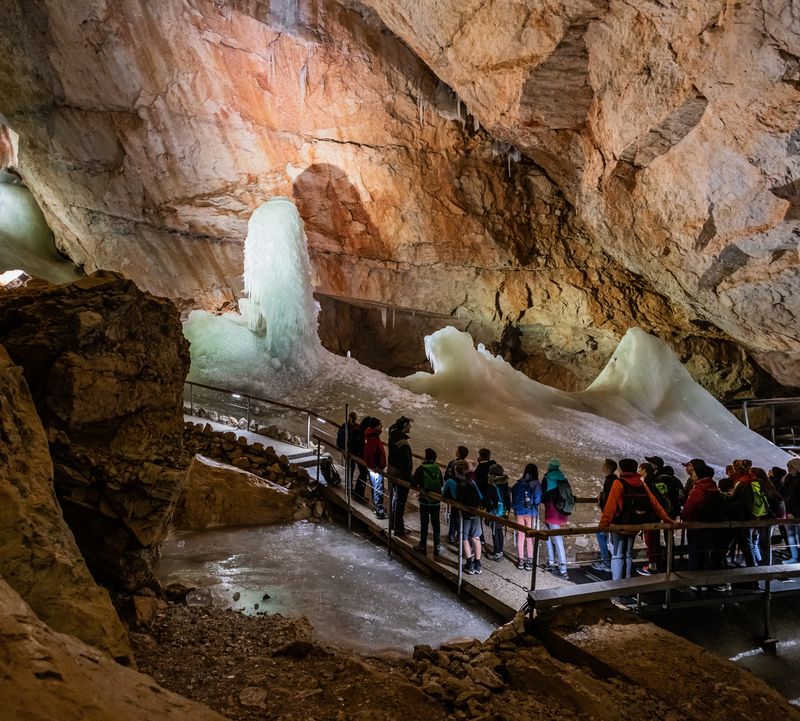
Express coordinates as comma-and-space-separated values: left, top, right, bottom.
417, 85, 428, 126
380, 306, 388, 329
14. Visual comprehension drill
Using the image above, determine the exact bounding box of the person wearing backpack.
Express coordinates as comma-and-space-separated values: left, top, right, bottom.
638, 461, 668, 575
752, 466, 783, 565
485, 464, 510, 562
511, 463, 542, 570
387, 416, 413, 536
363, 418, 387, 520
443, 446, 468, 543
542, 458, 573, 579
728, 459, 764, 567
456, 460, 484, 575
600, 458, 673, 581
411, 448, 444, 556
682, 462, 730, 587
782, 459, 800, 564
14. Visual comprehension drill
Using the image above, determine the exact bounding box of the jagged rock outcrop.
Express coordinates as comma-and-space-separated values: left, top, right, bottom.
0, 0, 797, 393
0, 345, 131, 662
0, 577, 230, 721
0, 272, 190, 591
174, 454, 301, 530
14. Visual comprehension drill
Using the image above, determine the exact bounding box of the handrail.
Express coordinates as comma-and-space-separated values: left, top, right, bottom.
185, 379, 341, 427
723, 396, 800, 409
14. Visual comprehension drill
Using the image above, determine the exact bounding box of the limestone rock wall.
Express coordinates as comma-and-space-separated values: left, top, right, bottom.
0, 272, 191, 592
0, 0, 795, 393
0, 345, 131, 662
0, 577, 230, 721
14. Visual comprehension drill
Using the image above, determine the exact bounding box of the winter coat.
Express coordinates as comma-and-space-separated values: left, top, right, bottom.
457, 478, 483, 520
474, 459, 493, 500
682, 476, 726, 522
442, 477, 459, 501
784, 473, 800, 517
511, 477, 542, 517
387, 427, 413, 480
363, 427, 386, 471
598, 473, 617, 510
600, 472, 672, 528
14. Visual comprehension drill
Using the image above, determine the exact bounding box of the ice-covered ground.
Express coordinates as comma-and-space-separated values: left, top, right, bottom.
184, 197, 791, 515
156, 522, 497, 653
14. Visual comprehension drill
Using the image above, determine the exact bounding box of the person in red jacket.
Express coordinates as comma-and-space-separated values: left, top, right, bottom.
682, 462, 729, 585
600, 458, 673, 580
363, 418, 387, 520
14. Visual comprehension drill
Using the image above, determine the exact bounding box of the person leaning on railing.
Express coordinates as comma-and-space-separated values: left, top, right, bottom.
599, 458, 673, 581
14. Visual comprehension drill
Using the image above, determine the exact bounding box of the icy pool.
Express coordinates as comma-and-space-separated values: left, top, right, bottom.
156, 521, 498, 653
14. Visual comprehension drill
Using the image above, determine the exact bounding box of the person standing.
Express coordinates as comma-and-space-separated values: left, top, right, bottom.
411, 448, 444, 556
783, 459, 800, 564
442, 447, 467, 544
485, 464, 510, 561
542, 458, 571, 579
682, 462, 729, 586
363, 418, 387, 520
456, 460, 483, 575
638, 461, 665, 575
387, 416, 413, 536
592, 459, 617, 572
600, 458, 673, 581
511, 463, 542, 570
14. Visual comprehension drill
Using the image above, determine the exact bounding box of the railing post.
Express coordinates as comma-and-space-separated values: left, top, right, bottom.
387, 474, 393, 557
189, 382, 194, 416
664, 527, 674, 609
531, 533, 540, 591
246, 395, 251, 429
457, 510, 464, 597
306, 412, 312, 448
315, 441, 321, 485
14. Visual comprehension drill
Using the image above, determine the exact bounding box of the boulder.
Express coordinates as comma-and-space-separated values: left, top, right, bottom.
173, 455, 298, 530
0, 576, 230, 721
0, 345, 131, 662
0, 273, 190, 591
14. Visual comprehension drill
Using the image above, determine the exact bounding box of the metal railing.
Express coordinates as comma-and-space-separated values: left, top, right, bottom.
723, 396, 800, 450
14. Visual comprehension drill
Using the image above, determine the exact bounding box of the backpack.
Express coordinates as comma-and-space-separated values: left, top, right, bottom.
493, 485, 506, 517
420, 463, 442, 502
652, 480, 674, 517
751, 480, 769, 518
319, 456, 342, 487
553, 478, 575, 515
614, 480, 654, 529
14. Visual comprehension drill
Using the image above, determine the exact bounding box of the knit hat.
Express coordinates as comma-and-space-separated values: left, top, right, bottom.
488, 464, 508, 481
732, 459, 753, 473
547, 458, 561, 471
393, 415, 413, 429
788, 458, 800, 474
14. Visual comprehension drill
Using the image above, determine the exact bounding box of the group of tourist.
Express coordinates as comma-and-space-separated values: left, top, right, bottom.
336, 413, 800, 587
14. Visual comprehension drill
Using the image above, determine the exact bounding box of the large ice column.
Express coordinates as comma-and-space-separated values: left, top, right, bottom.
240, 196, 321, 363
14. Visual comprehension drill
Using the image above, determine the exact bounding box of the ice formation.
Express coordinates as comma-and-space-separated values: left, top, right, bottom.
184, 199, 790, 506
185, 196, 322, 379
0, 181, 80, 284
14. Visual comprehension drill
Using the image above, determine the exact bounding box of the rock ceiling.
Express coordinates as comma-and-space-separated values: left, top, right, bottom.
0, 0, 798, 394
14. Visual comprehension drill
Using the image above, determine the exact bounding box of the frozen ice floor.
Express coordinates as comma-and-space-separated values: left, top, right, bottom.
156, 521, 498, 653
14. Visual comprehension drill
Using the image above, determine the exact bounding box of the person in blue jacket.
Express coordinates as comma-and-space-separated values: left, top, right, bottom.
511, 463, 542, 570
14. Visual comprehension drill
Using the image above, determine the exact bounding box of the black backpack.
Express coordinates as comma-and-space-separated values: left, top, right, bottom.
614, 480, 654, 530
319, 456, 342, 487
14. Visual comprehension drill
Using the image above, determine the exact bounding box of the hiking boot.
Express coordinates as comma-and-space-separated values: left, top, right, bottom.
433, 545, 444, 556
516, 559, 525, 570
556, 569, 569, 579
464, 558, 474, 574
491, 552, 504, 562
374, 509, 387, 520
591, 560, 611, 572
711, 583, 732, 592
543, 562, 557, 572
636, 564, 653, 576
473, 560, 482, 574
412, 543, 426, 554
524, 560, 533, 571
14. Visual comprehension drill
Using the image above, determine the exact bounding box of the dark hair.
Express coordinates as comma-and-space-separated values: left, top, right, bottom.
454, 459, 470, 478
639, 461, 655, 481
368, 417, 381, 428
619, 458, 638, 473
523, 463, 539, 481
348, 411, 357, 422
478, 448, 491, 460
693, 463, 714, 479
456, 445, 469, 459
360, 416, 373, 430
752, 467, 768, 482
424, 448, 437, 462
770, 467, 787, 482
603, 458, 617, 473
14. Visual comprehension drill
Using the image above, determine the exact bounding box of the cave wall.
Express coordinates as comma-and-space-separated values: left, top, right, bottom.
0, 0, 795, 395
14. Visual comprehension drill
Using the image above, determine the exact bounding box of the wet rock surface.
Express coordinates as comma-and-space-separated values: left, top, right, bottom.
0, 272, 190, 592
